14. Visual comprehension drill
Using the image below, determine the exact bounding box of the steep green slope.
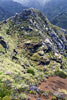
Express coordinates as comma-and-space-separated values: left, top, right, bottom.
0, 7, 11, 21
0, 8, 67, 100
44, 0, 67, 20
43, 0, 67, 29
0, 0, 26, 21
52, 12, 67, 29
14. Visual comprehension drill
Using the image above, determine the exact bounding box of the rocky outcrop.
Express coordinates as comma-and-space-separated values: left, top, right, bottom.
0, 40, 8, 49
49, 32, 65, 51
0, 8, 67, 100
0, 37, 9, 52
24, 42, 42, 54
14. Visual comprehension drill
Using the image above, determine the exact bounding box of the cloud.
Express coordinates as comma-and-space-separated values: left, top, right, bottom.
13, 0, 51, 10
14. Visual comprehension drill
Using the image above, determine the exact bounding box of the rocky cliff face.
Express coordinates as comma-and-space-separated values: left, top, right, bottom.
0, 8, 67, 100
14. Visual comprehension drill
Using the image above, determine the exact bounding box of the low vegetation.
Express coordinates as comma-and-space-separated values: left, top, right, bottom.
0, 8, 67, 100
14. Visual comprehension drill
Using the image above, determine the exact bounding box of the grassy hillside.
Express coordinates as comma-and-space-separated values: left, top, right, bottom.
0, 8, 67, 100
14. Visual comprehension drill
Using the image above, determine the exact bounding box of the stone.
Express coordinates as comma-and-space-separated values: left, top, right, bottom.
24, 26, 33, 32
12, 56, 18, 60
38, 51, 44, 56
49, 32, 64, 50
45, 38, 52, 45
46, 43, 53, 52
0, 36, 3, 39
5, 71, 12, 75
29, 86, 39, 92
39, 56, 50, 65
25, 42, 42, 53
3, 20, 7, 24
44, 75, 48, 79
55, 52, 59, 57
0, 40, 8, 49
45, 27, 49, 31
54, 91, 66, 99
13, 49, 17, 56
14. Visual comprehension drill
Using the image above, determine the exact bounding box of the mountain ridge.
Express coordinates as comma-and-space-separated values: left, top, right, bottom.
52, 12, 67, 29
0, 8, 67, 100
0, 0, 67, 30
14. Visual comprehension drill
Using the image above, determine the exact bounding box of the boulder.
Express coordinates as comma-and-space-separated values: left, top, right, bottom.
25, 42, 42, 53
0, 40, 8, 49
0, 36, 3, 39
39, 57, 50, 65
38, 51, 44, 56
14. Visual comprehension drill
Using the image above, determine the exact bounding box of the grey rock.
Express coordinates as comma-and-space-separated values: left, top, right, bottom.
54, 91, 66, 99
0, 40, 9, 49
49, 32, 64, 50
29, 86, 39, 92
5, 71, 12, 75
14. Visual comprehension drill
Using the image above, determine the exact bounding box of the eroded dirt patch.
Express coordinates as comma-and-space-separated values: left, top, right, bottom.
28, 76, 67, 100
39, 76, 67, 93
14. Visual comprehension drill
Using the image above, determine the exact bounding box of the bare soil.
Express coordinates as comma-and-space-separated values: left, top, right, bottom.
28, 76, 67, 100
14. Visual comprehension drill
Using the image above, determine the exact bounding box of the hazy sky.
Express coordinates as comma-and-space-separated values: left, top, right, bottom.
13, 0, 51, 5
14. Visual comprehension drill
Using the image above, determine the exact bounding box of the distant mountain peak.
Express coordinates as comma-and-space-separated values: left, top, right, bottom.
0, 0, 26, 21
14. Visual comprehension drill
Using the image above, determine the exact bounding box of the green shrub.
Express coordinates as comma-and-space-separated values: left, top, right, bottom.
51, 96, 56, 100
19, 93, 27, 100
51, 96, 66, 100
2, 96, 11, 100
27, 69, 35, 75
29, 90, 36, 95
0, 83, 12, 98
55, 70, 67, 78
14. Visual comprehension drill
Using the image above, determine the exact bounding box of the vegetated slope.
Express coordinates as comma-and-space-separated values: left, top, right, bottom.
43, 0, 67, 29
0, 7, 11, 21
52, 12, 67, 29
29, 76, 67, 100
0, 8, 67, 100
0, 0, 26, 21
